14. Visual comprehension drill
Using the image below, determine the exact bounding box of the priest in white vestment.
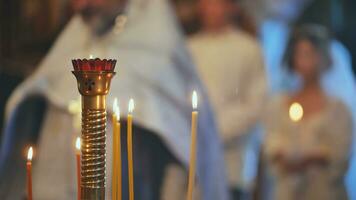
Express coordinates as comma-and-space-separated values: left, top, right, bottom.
187, 0, 267, 199
0, 0, 229, 199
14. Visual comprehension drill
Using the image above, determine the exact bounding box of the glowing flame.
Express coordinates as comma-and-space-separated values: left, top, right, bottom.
128, 99, 135, 114
75, 137, 81, 150
289, 102, 303, 122
113, 98, 120, 121
89, 54, 94, 59
27, 147, 33, 161
116, 106, 120, 121
192, 91, 198, 110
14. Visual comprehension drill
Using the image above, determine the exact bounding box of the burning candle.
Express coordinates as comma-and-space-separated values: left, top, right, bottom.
75, 137, 81, 200
27, 147, 33, 200
127, 99, 135, 200
187, 91, 198, 200
112, 98, 122, 200
112, 99, 118, 200
289, 102, 304, 122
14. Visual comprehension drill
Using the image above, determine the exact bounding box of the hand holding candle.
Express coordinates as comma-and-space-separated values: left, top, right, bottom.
127, 99, 135, 200
187, 91, 198, 200
75, 137, 81, 200
27, 147, 33, 200
287, 102, 304, 164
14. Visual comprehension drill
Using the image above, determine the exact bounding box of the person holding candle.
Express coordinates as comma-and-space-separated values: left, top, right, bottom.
187, 0, 266, 198
0, 0, 228, 199
262, 25, 353, 200
259, 2, 356, 197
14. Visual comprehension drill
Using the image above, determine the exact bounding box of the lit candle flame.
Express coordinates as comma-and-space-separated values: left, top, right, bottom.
76, 137, 81, 151
128, 99, 135, 114
113, 98, 120, 121
89, 54, 94, 59
289, 102, 303, 122
192, 91, 198, 110
117, 105, 120, 121
27, 147, 33, 161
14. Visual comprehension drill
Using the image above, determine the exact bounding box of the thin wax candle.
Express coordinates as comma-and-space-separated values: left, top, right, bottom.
75, 137, 81, 200
112, 98, 122, 200
27, 147, 33, 200
187, 91, 198, 200
127, 99, 135, 200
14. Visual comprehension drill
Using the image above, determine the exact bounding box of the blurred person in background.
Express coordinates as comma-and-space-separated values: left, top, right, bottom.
296, 0, 356, 71
187, 0, 266, 199
259, 0, 356, 198
0, 0, 229, 199
263, 25, 352, 200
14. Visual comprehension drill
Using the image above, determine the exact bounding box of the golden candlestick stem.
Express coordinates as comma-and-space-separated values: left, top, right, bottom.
72, 69, 115, 200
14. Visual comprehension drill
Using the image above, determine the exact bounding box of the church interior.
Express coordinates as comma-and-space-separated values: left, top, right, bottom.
0, 0, 356, 199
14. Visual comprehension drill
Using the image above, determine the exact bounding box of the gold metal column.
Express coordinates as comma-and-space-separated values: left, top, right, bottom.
72, 59, 116, 200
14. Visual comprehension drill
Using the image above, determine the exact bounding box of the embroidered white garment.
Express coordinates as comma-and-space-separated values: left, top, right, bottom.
3, 0, 228, 199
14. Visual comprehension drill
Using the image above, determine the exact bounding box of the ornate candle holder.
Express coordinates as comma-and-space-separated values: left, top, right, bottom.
72, 58, 116, 200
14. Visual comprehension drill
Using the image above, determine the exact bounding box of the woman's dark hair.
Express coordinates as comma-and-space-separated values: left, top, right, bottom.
283, 24, 332, 71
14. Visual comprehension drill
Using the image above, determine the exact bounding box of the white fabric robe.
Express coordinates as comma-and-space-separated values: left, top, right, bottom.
188, 28, 267, 189
2, 0, 228, 199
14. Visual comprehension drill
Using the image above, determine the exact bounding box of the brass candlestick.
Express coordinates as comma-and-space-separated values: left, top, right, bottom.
72, 58, 116, 200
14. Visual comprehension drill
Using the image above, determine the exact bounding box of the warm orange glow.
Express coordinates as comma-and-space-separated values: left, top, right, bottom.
76, 137, 81, 151
128, 99, 135, 114
192, 91, 198, 110
27, 147, 33, 161
289, 102, 303, 122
